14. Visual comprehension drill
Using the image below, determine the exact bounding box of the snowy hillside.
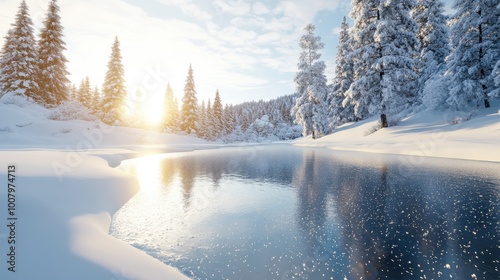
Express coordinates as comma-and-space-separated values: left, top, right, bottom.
0, 96, 207, 280
296, 101, 500, 163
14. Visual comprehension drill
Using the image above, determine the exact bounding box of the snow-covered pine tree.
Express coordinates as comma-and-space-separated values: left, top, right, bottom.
329, 16, 355, 129
212, 90, 224, 139
292, 24, 330, 139
345, 0, 382, 120
180, 64, 198, 134
481, 0, 500, 100
204, 99, 213, 140
163, 82, 179, 132
492, 59, 500, 98
77, 76, 92, 108
0, 29, 15, 97
101, 37, 127, 125
0, 1, 38, 100
69, 84, 78, 100
446, 0, 498, 112
37, 0, 70, 106
197, 100, 208, 139
223, 104, 236, 136
412, 0, 450, 98
377, 0, 419, 122
91, 86, 100, 115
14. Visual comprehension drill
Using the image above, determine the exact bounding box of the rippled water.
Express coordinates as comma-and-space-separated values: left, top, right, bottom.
110, 145, 500, 280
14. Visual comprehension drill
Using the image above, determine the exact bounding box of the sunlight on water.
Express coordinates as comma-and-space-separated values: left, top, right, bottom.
110, 146, 500, 280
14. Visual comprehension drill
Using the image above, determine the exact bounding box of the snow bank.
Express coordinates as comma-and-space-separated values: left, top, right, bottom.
0, 98, 199, 279
295, 101, 500, 163
0, 151, 189, 280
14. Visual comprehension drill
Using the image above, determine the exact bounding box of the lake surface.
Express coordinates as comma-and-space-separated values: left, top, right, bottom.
110, 145, 499, 280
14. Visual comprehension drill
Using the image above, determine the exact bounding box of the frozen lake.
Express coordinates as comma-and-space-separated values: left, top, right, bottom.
110, 145, 499, 280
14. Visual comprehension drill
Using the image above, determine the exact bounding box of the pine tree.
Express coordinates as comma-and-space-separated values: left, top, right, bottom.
446, 0, 499, 112
180, 64, 198, 134
91, 86, 100, 114
0, 1, 38, 100
197, 100, 208, 139
492, 59, 500, 98
292, 24, 330, 139
101, 37, 127, 125
412, 0, 450, 98
163, 82, 179, 131
37, 0, 70, 105
69, 83, 78, 100
77, 76, 92, 108
223, 104, 236, 136
204, 99, 213, 139
482, 0, 500, 99
0, 29, 15, 97
377, 0, 420, 121
329, 16, 355, 129
346, 0, 382, 120
212, 90, 224, 138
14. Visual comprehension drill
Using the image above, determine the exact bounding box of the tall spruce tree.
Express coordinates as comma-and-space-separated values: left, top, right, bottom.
0, 29, 16, 97
197, 100, 208, 139
447, 0, 499, 112
69, 83, 77, 100
292, 24, 329, 139
345, 0, 382, 120
0, 1, 38, 100
91, 86, 100, 115
37, 0, 70, 105
493, 59, 500, 98
329, 16, 355, 129
77, 76, 92, 108
204, 99, 213, 139
163, 82, 179, 131
180, 64, 198, 134
223, 104, 236, 136
101, 37, 127, 125
212, 90, 224, 138
481, 0, 500, 99
377, 0, 419, 121
412, 0, 450, 97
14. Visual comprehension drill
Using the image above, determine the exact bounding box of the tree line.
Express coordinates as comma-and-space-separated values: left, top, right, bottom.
293, 0, 499, 139
0, 0, 299, 142
1, 0, 498, 142
161, 65, 300, 142
0, 0, 127, 126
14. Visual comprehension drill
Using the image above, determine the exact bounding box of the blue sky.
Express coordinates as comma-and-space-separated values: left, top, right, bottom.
0, 0, 453, 111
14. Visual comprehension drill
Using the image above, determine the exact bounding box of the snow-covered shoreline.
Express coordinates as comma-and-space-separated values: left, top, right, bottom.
0, 150, 195, 280
294, 102, 500, 164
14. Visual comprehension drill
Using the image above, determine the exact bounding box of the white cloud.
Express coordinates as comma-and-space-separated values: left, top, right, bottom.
155, 0, 213, 21
252, 2, 269, 15
213, 0, 252, 16
331, 26, 341, 36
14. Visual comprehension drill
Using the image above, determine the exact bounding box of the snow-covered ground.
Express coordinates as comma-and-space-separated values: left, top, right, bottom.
295, 101, 500, 163
0, 96, 498, 279
0, 97, 210, 279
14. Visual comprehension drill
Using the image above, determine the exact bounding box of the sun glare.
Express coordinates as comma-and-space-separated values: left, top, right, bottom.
134, 97, 166, 128
135, 157, 162, 193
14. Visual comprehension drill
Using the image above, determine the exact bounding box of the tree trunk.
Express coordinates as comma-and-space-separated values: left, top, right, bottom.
381, 114, 388, 128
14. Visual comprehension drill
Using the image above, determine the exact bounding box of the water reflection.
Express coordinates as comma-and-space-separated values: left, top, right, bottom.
111, 146, 500, 280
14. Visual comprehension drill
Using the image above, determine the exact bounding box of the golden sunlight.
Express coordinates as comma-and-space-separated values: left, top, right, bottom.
131, 96, 166, 128
147, 97, 166, 125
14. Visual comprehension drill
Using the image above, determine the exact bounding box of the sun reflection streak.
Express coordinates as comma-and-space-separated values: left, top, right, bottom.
134, 156, 164, 193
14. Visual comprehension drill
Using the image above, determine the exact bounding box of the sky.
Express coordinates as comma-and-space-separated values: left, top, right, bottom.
0, 0, 453, 111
